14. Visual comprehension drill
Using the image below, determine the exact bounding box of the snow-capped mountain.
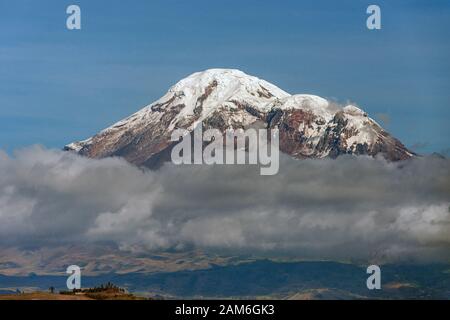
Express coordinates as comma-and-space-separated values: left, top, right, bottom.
65, 69, 414, 166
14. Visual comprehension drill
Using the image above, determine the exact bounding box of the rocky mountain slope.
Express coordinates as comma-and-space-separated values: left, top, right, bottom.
65, 69, 414, 165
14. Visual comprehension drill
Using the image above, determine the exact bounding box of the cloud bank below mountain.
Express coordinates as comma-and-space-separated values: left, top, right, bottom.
0, 146, 449, 262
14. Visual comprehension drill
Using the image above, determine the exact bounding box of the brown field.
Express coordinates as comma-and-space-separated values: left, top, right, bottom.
0, 290, 147, 300
0, 292, 92, 300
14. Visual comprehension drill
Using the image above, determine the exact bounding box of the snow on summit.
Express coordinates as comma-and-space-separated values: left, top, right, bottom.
156, 68, 290, 122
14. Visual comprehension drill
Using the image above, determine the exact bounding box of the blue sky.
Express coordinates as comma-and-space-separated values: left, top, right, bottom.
0, 0, 449, 154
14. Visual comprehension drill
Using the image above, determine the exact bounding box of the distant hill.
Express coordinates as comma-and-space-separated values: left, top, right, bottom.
1, 260, 449, 299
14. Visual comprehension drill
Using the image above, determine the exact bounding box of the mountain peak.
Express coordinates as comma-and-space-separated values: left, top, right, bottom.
65, 69, 414, 165
171, 68, 289, 95
168, 68, 289, 109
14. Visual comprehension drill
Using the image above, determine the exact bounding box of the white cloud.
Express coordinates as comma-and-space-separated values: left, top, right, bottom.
0, 145, 449, 262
